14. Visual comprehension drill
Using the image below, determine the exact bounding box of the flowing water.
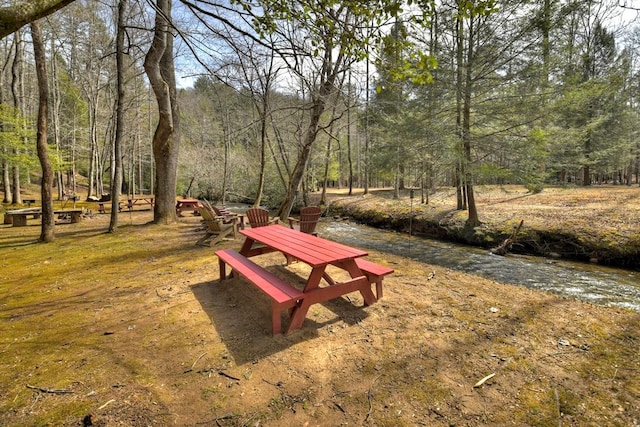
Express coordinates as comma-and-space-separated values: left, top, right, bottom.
316, 220, 640, 312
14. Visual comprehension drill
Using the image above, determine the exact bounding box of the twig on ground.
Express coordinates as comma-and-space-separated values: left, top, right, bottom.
214, 414, 241, 426
183, 352, 207, 373
26, 384, 73, 394
219, 371, 241, 381
473, 373, 496, 388
98, 399, 116, 410
554, 388, 562, 427
364, 375, 381, 423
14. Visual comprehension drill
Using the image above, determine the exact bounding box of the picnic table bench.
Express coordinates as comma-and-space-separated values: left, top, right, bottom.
216, 248, 304, 334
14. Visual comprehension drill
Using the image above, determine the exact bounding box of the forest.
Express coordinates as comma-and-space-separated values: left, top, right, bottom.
1, 0, 640, 231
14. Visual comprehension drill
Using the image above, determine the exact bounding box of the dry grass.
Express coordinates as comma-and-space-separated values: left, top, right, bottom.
1, 187, 639, 426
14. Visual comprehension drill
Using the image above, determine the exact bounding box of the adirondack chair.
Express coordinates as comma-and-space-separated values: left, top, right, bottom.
203, 199, 244, 230
246, 207, 279, 228
287, 206, 322, 236
207, 202, 245, 230
195, 205, 237, 246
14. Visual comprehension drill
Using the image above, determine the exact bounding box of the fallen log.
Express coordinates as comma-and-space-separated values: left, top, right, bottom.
490, 219, 524, 256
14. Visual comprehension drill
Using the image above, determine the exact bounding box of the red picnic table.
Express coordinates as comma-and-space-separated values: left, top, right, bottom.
235, 224, 378, 333
175, 199, 201, 216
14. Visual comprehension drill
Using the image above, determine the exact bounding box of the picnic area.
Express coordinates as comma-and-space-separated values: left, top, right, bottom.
0, 187, 639, 426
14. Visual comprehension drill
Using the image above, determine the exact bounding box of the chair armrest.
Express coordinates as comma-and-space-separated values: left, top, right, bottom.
287, 217, 299, 228
271, 217, 280, 225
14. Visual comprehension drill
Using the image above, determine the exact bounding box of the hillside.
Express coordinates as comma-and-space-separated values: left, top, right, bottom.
323, 185, 640, 270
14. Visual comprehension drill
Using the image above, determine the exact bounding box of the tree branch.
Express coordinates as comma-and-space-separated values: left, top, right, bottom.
0, 0, 76, 39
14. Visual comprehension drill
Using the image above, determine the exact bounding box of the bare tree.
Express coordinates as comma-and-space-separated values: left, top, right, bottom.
31, 21, 55, 242
0, 36, 12, 202
109, 0, 127, 232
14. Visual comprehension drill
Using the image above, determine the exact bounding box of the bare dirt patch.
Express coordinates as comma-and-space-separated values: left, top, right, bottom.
1, 189, 639, 426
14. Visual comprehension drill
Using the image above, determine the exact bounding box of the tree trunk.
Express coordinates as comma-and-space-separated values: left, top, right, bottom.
144, 0, 179, 224
277, 85, 329, 220
50, 33, 64, 200
109, 0, 126, 232
347, 70, 353, 196
254, 93, 268, 207
363, 54, 370, 195
461, 5, 479, 227
31, 21, 55, 242
1, 39, 12, 203
10, 28, 23, 204
455, 11, 465, 211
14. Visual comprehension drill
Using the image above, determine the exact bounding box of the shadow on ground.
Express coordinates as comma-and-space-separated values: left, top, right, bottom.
190, 265, 371, 365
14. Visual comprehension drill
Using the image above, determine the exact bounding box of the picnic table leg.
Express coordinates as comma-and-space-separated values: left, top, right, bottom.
271, 302, 283, 334
302, 266, 326, 293
339, 260, 377, 305
287, 300, 311, 333
70, 211, 82, 223
12, 215, 28, 227
218, 258, 228, 281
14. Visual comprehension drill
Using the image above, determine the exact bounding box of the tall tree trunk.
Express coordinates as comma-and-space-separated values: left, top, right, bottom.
363, 53, 370, 195
463, 12, 480, 227
50, 33, 64, 200
1, 38, 12, 203
10, 28, 23, 205
109, 0, 126, 232
455, 11, 465, 210
254, 107, 267, 207
347, 70, 353, 196
31, 21, 55, 242
144, 0, 179, 224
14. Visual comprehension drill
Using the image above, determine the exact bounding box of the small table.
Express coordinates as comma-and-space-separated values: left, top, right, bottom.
176, 199, 201, 216
118, 196, 155, 212
239, 225, 377, 333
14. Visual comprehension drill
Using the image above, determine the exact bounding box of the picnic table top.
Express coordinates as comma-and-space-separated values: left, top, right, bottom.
6, 208, 82, 214
5, 208, 42, 214
240, 224, 367, 267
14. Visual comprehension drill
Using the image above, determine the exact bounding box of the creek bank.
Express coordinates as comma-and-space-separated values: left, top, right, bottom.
325, 192, 640, 271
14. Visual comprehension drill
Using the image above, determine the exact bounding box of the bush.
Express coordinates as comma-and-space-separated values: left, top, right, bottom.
526, 183, 544, 194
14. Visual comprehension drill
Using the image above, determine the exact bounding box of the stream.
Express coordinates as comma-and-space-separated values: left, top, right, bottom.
316, 220, 640, 312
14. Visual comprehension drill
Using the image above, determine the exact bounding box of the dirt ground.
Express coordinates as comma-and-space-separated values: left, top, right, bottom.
1, 187, 639, 426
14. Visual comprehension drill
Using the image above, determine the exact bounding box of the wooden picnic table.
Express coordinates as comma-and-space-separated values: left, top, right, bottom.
238, 224, 377, 333
4, 208, 83, 226
118, 196, 154, 212
175, 199, 201, 216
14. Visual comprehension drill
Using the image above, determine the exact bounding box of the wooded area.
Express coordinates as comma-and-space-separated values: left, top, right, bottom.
2, 0, 640, 236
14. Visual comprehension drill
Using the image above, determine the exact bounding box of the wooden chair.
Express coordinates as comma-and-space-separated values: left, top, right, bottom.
246, 207, 279, 228
196, 205, 237, 246
207, 202, 245, 230
288, 206, 322, 236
